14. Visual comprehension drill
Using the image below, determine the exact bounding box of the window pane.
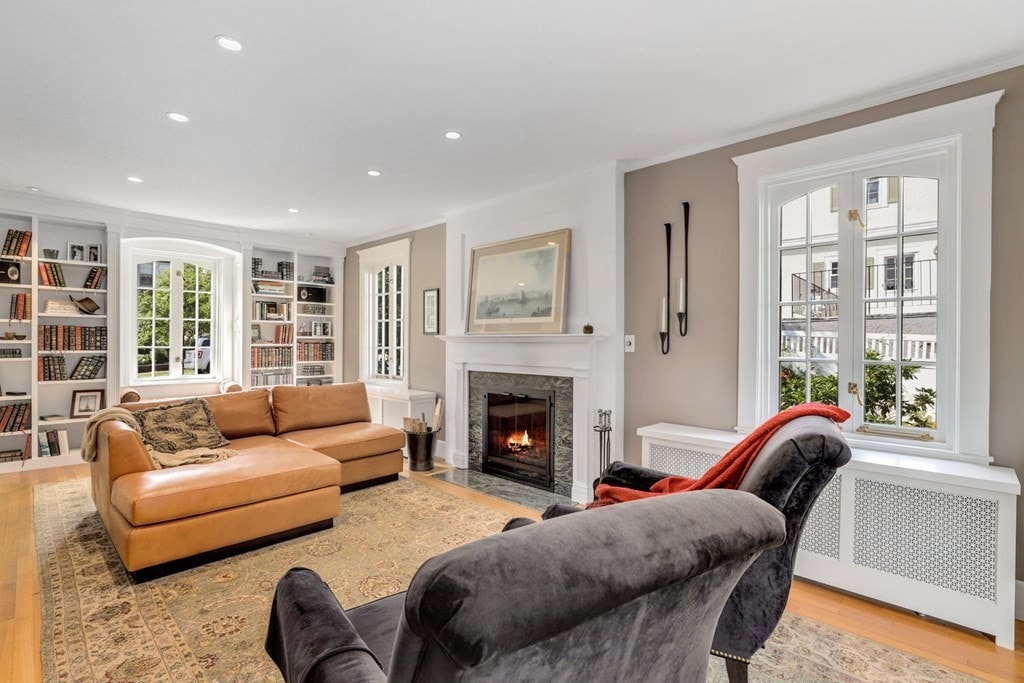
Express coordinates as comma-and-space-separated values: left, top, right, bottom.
155, 320, 170, 346
810, 245, 839, 300
182, 321, 196, 345
809, 184, 839, 240
198, 266, 212, 292
865, 302, 897, 361
396, 265, 404, 293
183, 263, 196, 288
137, 289, 153, 317
395, 292, 403, 320
198, 293, 211, 319
780, 196, 806, 245
863, 363, 898, 425
155, 261, 172, 287
154, 348, 170, 373
155, 290, 171, 317
904, 299, 937, 362
198, 321, 211, 338
901, 365, 937, 429
779, 305, 805, 358
809, 305, 838, 359
864, 177, 899, 236
780, 248, 806, 302
902, 177, 938, 230
864, 237, 897, 299
779, 362, 807, 409
394, 348, 403, 378
137, 321, 153, 347
810, 361, 839, 405
183, 292, 196, 316
137, 349, 153, 376
903, 233, 937, 298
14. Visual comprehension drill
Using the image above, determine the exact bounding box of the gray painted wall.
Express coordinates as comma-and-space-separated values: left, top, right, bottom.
342, 223, 447, 424
623, 65, 1024, 577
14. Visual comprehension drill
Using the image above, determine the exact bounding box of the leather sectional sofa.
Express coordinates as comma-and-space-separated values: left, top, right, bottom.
90, 382, 405, 577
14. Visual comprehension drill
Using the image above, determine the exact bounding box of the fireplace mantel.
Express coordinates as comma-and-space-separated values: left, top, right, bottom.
444, 333, 608, 502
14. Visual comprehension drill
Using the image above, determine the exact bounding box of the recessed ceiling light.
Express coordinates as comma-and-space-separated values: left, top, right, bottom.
288, 208, 299, 214
445, 131, 461, 140
215, 35, 244, 52
166, 112, 190, 123
126, 176, 143, 183
25, 186, 40, 192
367, 170, 381, 177
304, 233, 312, 237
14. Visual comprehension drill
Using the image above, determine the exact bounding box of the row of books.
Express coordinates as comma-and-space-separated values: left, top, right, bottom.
0, 349, 22, 358
272, 324, 293, 344
253, 280, 288, 295
297, 341, 335, 362
253, 301, 290, 320
250, 370, 294, 386
300, 364, 327, 376
69, 355, 105, 380
8, 292, 30, 320
2, 229, 31, 257
0, 401, 31, 433
38, 355, 67, 381
38, 325, 108, 351
38, 429, 70, 457
309, 265, 334, 283
251, 346, 293, 368
298, 303, 329, 315
0, 448, 24, 463
36, 263, 104, 288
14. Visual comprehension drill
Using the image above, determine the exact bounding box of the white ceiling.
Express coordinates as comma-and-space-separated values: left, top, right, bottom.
1, 1, 1022, 245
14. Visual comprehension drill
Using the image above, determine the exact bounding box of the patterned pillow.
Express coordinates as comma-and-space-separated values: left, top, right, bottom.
133, 399, 230, 453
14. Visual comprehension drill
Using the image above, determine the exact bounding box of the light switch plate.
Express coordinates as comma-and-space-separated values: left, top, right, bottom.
624, 334, 635, 352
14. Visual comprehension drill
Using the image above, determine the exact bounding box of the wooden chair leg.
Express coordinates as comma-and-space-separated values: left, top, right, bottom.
725, 658, 749, 683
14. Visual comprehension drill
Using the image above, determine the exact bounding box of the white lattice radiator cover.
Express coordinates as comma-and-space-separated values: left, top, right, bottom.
638, 423, 1019, 648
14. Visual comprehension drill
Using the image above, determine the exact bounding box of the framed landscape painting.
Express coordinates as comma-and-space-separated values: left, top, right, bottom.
466, 228, 570, 334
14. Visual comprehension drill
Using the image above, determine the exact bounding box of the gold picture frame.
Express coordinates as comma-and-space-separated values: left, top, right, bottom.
466, 228, 570, 334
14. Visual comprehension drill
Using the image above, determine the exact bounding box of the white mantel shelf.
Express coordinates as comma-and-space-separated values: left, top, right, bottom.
440, 334, 607, 343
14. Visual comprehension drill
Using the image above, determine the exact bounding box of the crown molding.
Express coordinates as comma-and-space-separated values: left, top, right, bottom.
623, 51, 1024, 174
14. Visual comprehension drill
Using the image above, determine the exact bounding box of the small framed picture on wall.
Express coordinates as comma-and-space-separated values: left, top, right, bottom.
87, 244, 102, 262
67, 242, 86, 262
423, 288, 439, 335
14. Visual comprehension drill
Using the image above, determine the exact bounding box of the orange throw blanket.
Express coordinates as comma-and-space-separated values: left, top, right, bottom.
590, 403, 850, 508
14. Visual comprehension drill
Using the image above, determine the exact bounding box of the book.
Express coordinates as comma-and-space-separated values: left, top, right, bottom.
57, 430, 70, 456
40, 414, 66, 421
37, 432, 50, 457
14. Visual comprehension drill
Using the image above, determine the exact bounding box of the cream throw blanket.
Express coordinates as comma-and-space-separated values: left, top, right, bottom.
81, 406, 236, 468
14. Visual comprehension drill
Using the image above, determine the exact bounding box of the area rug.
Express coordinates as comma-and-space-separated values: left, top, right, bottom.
35, 477, 979, 682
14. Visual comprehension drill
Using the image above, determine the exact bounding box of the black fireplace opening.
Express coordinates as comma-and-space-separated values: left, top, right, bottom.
483, 389, 554, 491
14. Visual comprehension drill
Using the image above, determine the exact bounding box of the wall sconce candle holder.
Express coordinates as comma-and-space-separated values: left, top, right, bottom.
677, 201, 690, 337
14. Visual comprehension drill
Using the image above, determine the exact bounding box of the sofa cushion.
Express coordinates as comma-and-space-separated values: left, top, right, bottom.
272, 383, 372, 434
110, 445, 342, 526
280, 422, 405, 462
204, 389, 277, 439
133, 399, 230, 453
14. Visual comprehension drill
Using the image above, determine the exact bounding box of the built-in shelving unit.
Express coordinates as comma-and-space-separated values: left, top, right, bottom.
0, 212, 110, 471
245, 248, 339, 389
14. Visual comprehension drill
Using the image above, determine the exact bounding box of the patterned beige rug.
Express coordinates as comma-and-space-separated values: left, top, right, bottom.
35, 477, 978, 682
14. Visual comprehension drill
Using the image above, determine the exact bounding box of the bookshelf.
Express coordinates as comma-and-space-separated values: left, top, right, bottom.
0, 212, 109, 472
245, 248, 339, 389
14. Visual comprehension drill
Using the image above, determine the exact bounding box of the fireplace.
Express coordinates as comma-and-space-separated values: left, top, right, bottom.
483, 389, 554, 491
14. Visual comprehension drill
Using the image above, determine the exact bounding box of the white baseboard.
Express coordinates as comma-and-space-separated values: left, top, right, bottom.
1016, 580, 1023, 620
435, 439, 447, 461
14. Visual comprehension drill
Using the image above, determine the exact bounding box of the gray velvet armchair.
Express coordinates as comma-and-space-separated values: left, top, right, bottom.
536, 414, 852, 682
266, 489, 785, 682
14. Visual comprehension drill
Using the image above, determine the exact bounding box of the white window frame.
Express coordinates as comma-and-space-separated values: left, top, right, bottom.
734, 91, 1001, 463
357, 238, 410, 388
121, 237, 240, 386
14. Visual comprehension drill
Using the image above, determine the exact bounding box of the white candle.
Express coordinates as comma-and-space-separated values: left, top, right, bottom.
678, 276, 686, 313
660, 297, 667, 333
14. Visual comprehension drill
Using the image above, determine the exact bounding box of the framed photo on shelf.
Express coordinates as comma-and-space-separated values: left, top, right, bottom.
87, 244, 102, 262
423, 288, 439, 335
70, 389, 105, 418
466, 228, 571, 334
67, 242, 86, 262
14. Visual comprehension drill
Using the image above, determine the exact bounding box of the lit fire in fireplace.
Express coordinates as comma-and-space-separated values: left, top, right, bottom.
506, 430, 532, 454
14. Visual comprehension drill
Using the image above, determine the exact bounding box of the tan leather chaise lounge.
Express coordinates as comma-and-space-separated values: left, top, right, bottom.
90, 382, 405, 578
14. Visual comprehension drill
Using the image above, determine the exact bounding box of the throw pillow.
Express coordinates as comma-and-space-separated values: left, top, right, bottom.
133, 399, 230, 453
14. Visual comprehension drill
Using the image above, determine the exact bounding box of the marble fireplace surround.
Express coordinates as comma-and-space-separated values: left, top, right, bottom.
468, 371, 573, 497
444, 334, 604, 503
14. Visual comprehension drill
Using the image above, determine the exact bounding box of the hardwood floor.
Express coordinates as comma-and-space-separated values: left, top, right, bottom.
3, 462, 1022, 682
